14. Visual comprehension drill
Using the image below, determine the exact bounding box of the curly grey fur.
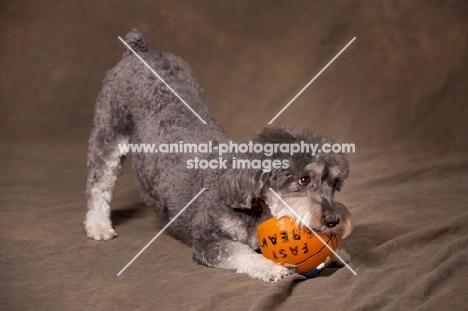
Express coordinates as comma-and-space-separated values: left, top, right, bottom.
85, 29, 352, 282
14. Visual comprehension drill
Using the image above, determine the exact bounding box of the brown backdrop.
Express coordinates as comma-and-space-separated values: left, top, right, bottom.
1, 1, 467, 310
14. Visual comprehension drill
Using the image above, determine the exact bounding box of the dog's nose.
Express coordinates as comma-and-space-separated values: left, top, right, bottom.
323, 214, 340, 227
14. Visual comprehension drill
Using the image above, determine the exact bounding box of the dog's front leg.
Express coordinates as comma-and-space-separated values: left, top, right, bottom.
195, 240, 293, 282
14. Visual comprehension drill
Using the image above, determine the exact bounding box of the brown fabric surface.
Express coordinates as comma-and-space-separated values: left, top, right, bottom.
1, 1, 468, 310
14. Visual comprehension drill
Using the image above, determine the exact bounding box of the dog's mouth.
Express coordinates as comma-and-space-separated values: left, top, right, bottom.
263, 192, 353, 239
274, 209, 352, 240
309, 224, 339, 236
314, 217, 352, 239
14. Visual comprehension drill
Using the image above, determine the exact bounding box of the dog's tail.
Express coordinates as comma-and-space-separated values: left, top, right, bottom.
122, 28, 148, 57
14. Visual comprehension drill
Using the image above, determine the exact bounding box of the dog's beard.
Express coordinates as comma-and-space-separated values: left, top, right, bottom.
265, 193, 324, 232
265, 192, 352, 239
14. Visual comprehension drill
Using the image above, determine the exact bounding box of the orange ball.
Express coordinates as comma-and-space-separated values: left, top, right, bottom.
257, 216, 338, 277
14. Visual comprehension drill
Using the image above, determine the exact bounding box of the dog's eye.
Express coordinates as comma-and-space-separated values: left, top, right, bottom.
299, 176, 310, 186
332, 178, 339, 188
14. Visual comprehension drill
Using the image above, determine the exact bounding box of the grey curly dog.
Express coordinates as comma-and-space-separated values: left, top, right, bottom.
85, 29, 352, 282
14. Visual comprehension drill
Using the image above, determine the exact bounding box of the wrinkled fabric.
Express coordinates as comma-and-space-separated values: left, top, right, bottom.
1, 0, 467, 310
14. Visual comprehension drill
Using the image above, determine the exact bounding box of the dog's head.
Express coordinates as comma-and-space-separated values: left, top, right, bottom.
220, 124, 352, 239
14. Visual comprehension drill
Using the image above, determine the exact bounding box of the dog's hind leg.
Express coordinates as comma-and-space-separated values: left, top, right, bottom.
85, 88, 131, 240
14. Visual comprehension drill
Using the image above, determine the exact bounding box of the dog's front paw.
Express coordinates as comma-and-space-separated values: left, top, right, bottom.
263, 261, 293, 283
215, 244, 294, 282
245, 256, 293, 283
85, 224, 117, 241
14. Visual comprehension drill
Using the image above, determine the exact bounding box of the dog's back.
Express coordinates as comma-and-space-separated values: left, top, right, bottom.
85, 29, 227, 241
100, 29, 226, 143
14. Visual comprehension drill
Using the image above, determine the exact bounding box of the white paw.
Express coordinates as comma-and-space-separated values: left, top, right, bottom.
240, 255, 293, 283
85, 224, 117, 241
85, 204, 116, 240
259, 260, 293, 283
217, 244, 294, 282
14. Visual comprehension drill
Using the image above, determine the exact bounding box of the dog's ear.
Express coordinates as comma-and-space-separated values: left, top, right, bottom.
220, 167, 265, 209
220, 164, 293, 209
